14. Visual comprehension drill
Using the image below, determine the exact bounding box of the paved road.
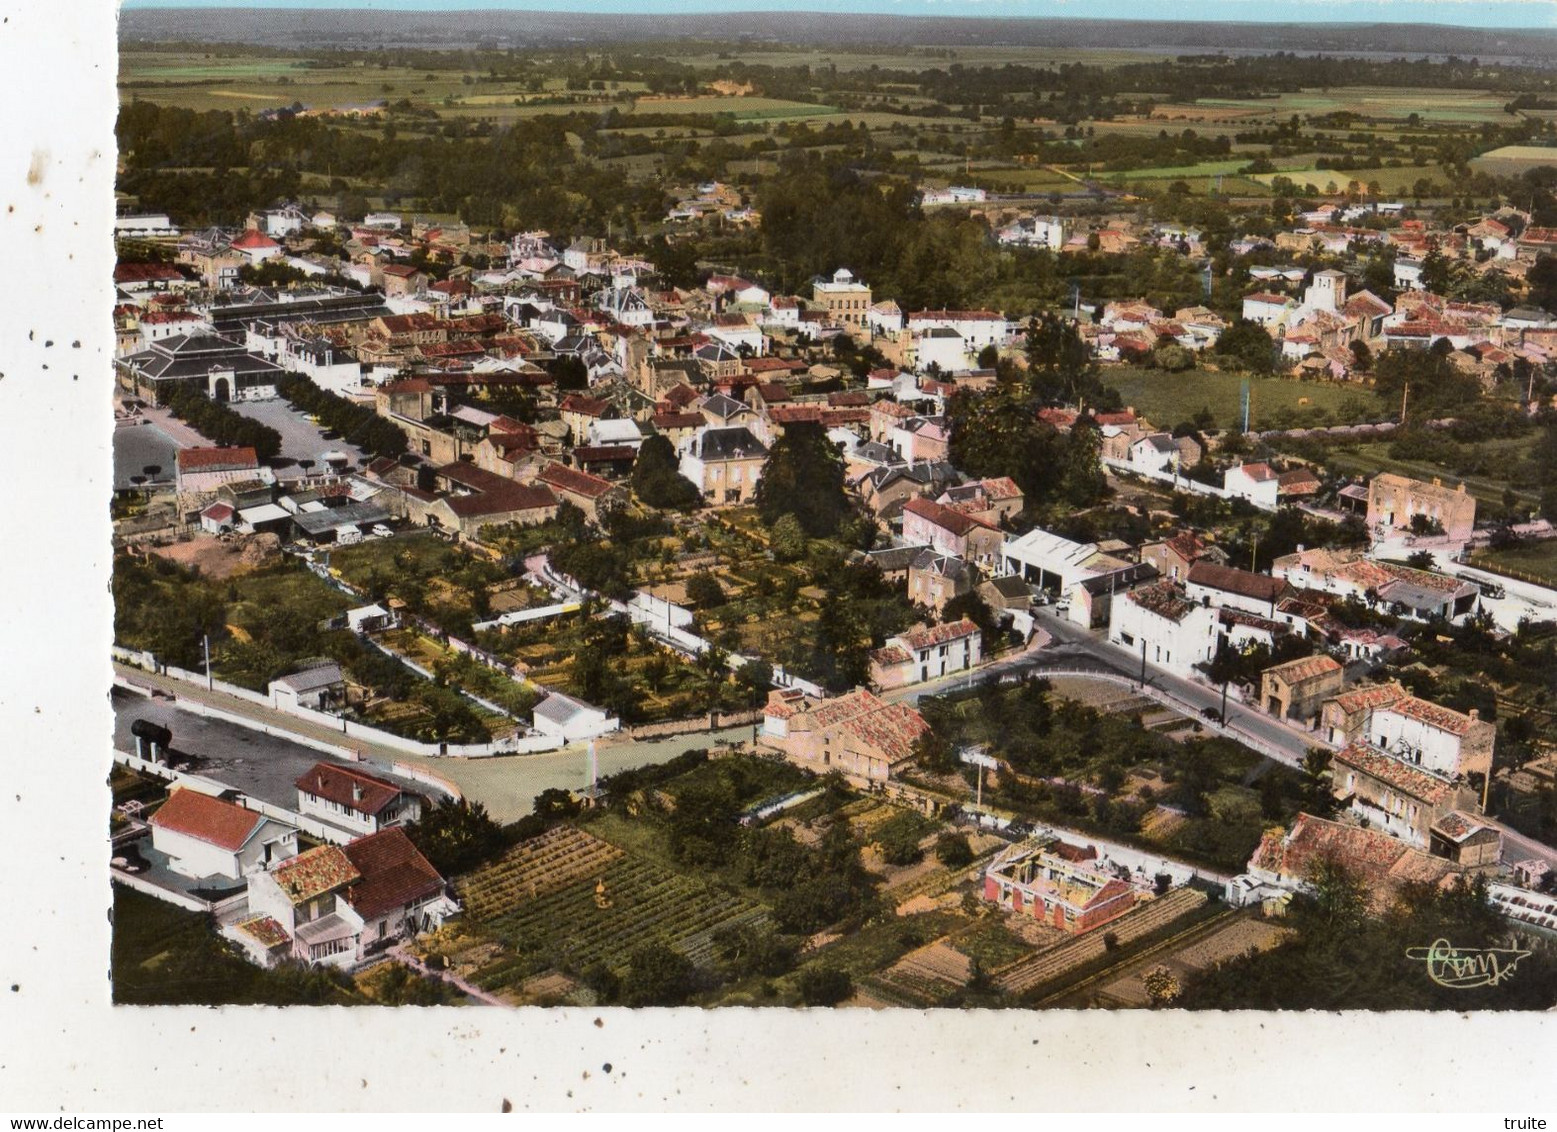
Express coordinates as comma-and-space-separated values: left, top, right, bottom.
396, 724, 757, 824
891, 610, 1323, 769
112, 686, 425, 810
112, 422, 182, 491
113, 661, 752, 825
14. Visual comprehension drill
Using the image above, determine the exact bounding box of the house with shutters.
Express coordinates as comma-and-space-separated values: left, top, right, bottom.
901, 497, 1002, 570
243, 828, 457, 968
678, 426, 768, 505
294, 762, 424, 837
869, 618, 983, 690
148, 787, 300, 881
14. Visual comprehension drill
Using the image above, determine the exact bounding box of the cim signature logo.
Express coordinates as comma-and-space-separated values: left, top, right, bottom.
1404, 939, 1531, 989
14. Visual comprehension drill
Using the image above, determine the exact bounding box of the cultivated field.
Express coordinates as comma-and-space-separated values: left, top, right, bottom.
1470, 144, 1557, 178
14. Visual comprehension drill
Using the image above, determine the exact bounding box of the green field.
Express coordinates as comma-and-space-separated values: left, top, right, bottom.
1466, 540, 1557, 587
1188, 86, 1513, 124
1470, 145, 1557, 178
1099, 367, 1380, 432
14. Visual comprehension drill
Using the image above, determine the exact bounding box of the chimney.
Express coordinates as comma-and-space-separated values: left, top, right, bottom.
352, 782, 363, 804
1469, 709, 1479, 721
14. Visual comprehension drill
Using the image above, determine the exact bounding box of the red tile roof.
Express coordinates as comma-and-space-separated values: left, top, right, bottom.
176, 446, 258, 472
295, 763, 410, 818
897, 618, 980, 651
272, 845, 360, 905
150, 788, 266, 852
538, 461, 617, 500
1332, 742, 1458, 805
341, 828, 446, 920
902, 496, 989, 538
1187, 561, 1287, 603
231, 228, 280, 250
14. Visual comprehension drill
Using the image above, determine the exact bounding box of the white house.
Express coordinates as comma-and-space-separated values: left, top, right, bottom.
148, 787, 299, 880
1128, 433, 1182, 477
346, 604, 398, 634
1107, 581, 1219, 680
230, 228, 283, 266
915, 327, 972, 373
531, 692, 618, 741
1223, 462, 1281, 509
362, 212, 402, 230
244, 828, 456, 968
907, 310, 1010, 353
1394, 259, 1425, 291
866, 300, 905, 338
1241, 293, 1294, 331
871, 619, 983, 688
294, 762, 424, 837
997, 215, 1068, 251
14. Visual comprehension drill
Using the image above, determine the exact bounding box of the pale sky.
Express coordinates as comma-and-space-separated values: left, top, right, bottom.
118, 0, 1557, 31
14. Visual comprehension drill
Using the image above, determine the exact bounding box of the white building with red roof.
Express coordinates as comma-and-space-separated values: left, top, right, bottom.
245, 828, 456, 968
229, 227, 283, 266
295, 762, 425, 837
1223, 461, 1280, 509
870, 618, 983, 689
148, 787, 299, 881
174, 446, 260, 496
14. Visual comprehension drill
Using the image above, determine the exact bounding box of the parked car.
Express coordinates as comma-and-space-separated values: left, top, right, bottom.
1200, 707, 1222, 723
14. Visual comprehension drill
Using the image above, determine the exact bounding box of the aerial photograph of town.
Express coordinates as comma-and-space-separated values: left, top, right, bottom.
99, 0, 1557, 1023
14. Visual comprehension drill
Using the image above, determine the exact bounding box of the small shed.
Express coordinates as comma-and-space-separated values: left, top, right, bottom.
270, 662, 346, 712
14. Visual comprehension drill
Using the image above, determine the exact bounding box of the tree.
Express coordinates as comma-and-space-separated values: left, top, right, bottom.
631, 434, 700, 511
934, 832, 974, 868
620, 943, 698, 1007
796, 965, 853, 1007
1143, 965, 1181, 1007
1216, 318, 1277, 374
769, 512, 808, 562
685, 570, 725, 611
753, 421, 850, 538
1024, 312, 1097, 405
406, 798, 507, 876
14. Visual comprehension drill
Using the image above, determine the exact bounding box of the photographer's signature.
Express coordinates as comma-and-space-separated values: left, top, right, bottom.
1405, 939, 1530, 989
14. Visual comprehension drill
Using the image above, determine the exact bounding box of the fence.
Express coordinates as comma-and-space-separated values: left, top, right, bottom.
112, 868, 211, 914
627, 708, 762, 741
1102, 458, 1252, 506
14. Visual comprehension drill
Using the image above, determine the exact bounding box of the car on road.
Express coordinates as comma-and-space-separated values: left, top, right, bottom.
1200, 707, 1222, 723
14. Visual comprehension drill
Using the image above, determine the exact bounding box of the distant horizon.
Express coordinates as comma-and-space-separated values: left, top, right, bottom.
116, 0, 1557, 33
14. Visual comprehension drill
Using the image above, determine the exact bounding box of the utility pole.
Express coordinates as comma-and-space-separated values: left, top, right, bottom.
1401, 380, 1409, 426
203, 633, 212, 691
1250, 530, 1259, 573
1139, 636, 1147, 689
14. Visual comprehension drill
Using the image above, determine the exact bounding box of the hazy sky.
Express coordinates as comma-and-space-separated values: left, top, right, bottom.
117, 0, 1557, 30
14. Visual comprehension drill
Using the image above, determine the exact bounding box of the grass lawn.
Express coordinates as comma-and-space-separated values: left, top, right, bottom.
1466, 540, 1557, 588
111, 884, 364, 1005
1098, 366, 1380, 431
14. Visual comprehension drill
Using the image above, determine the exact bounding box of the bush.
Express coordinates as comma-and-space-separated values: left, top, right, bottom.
796, 965, 853, 1007
934, 832, 974, 868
